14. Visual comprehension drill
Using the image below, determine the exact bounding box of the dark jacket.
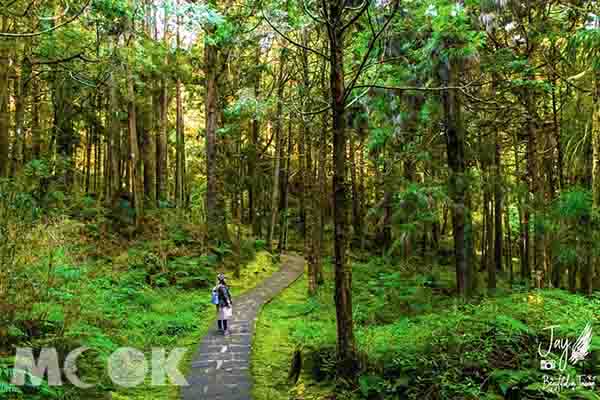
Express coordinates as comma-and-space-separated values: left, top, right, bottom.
216, 283, 232, 308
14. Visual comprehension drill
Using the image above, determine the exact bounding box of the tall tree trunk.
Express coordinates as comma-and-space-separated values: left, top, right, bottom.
552, 80, 564, 191
156, 5, 169, 203
205, 23, 230, 244
300, 31, 318, 295
316, 64, 329, 285
350, 132, 361, 244
126, 66, 143, 227
278, 120, 292, 252
441, 58, 470, 298
525, 89, 543, 282
327, 2, 356, 373
140, 90, 157, 207
249, 46, 262, 236
54, 76, 75, 190
31, 76, 41, 160
505, 198, 513, 284
157, 78, 168, 203
85, 123, 93, 194
12, 53, 29, 174
0, 16, 9, 177
109, 47, 121, 205
175, 7, 186, 208
267, 49, 287, 251
589, 72, 600, 293
494, 127, 503, 277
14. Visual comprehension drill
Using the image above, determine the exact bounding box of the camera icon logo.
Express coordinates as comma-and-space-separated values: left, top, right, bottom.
540, 360, 556, 370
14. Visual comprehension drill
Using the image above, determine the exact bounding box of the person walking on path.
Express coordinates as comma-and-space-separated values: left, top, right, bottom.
214, 273, 233, 335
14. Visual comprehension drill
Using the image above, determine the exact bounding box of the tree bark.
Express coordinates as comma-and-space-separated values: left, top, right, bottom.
156, 5, 169, 204
278, 120, 292, 252
141, 97, 157, 207
175, 6, 186, 208
54, 76, 76, 190
441, 57, 470, 298
494, 127, 503, 277
0, 16, 9, 177
12, 53, 29, 174
108, 46, 121, 205
266, 49, 287, 251
327, 0, 357, 373
31, 76, 41, 160
350, 132, 362, 244
525, 88, 543, 281
589, 72, 600, 293
205, 23, 230, 244
126, 66, 143, 227
249, 46, 262, 235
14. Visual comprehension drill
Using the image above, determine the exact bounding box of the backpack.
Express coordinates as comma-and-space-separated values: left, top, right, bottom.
211, 288, 220, 305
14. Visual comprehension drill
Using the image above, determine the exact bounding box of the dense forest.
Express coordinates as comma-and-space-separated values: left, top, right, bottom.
1, 0, 600, 399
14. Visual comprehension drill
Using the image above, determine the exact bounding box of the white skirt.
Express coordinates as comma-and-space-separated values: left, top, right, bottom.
217, 306, 233, 320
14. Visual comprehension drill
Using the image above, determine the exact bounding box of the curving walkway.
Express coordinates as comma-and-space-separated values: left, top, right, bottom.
181, 253, 305, 400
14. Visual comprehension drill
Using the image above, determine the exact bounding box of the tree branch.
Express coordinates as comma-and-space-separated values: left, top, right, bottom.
262, 9, 329, 60
340, 0, 370, 33
0, 0, 92, 38
343, 0, 399, 101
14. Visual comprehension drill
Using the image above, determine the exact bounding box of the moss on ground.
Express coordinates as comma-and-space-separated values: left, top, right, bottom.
251, 258, 600, 400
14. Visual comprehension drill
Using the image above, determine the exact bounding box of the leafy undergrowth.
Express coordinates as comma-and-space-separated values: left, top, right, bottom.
0, 214, 279, 400
252, 257, 600, 400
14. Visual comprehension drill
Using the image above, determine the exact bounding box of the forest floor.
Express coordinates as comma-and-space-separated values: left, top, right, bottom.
0, 212, 283, 400
251, 256, 600, 400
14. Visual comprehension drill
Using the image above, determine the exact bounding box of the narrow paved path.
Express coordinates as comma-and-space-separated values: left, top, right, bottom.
181, 253, 305, 400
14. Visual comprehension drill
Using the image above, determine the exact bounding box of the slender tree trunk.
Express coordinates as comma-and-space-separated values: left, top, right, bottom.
382, 151, 393, 253
316, 77, 328, 285
267, 49, 287, 251
358, 127, 367, 250
350, 133, 361, 244
588, 72, 600, 293
327, 2, 356, 373
525, 89, 543, 282
249, 46, 262, 235
157, 78, 168, 203
205, 24, 230, 244
278, 120, 292, 252
486, 188, 496, 290
552, 80, 564, 191
94, 118, 100, 194
481, 186, 489, 272
109, 47, 121, 205
441, 57, 471, 298
156, 5, 169, 204
592, 72, 600, 214
85, 123, 93, 194
54, 76, 75, 190
31, 77, 41, 160
175, 8, 186, 208
0, 16, 9, 177
126, 67, 143, 227
494, 127, 503, 277
142, 94, 157, 207
504, 199, 513, 284
12, 53, 29, 174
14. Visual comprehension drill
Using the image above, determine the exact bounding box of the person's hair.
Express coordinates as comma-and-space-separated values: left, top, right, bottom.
217, 273, 226, 284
